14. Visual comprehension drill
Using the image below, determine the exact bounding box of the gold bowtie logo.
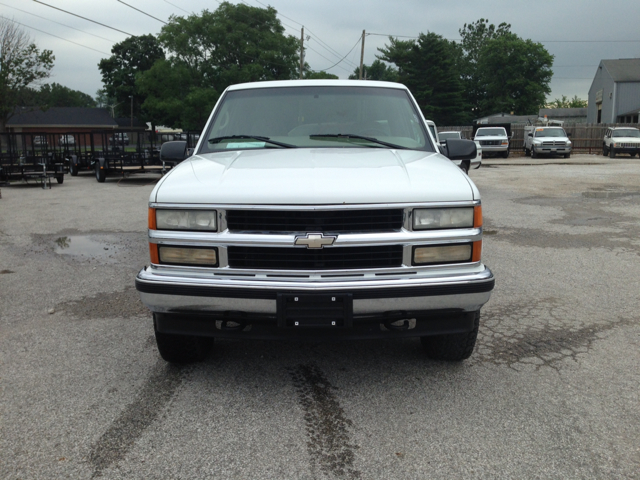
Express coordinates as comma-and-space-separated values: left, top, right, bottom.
294, 233, 337, 249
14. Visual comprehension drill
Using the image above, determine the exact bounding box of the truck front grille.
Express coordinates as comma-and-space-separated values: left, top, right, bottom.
542, 141, 566, 146
479, 140, 500, 146
227, 245, 403, 270
226, 209, 404, 234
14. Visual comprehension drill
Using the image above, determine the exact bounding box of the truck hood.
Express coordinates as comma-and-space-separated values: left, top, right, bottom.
152, 148, 477, 204
532, 136, 569, 141
612, 137, 640, 142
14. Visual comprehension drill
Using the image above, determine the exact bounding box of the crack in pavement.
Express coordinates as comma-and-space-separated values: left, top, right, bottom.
290, 364, 361, 480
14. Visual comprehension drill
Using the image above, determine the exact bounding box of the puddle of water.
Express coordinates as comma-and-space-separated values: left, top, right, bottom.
55, 236, 121, 259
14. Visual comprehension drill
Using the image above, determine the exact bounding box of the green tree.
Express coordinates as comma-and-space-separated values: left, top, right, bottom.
547, 94, 587, 108
0, 18, 54, 128
458, 19, 511, 117
98, 34, 165, 119
379, 33, 468, 125
476, 33, 553, 116
138, 2, 300, 130
348, 59, 398, 81
35, 83, 95, 107
304, 71, 338, 80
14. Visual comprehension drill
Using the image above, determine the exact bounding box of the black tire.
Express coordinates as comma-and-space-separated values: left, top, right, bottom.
154, 319, 214, 364
56, 175, 64, 184
525, 147, 531, 156
502, 150, 509, 158
420, 311, 480, 361
69, 161, 78, 176
531, 147, 537, 158
564, 153, 571, 158
460, 162, 469, 174
95, 163, 106, 183
602, 145, 608, 156
609, 146, 616, 159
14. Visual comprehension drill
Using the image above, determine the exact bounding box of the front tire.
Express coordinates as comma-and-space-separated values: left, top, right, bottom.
609, 146, 616, 159
420, 311, 480, 361
56, 175, 64, 184
564, 153, 571, 158
460, 161, 469, 174
154, 315, 214, 364
531, 147, 537, 158
525, 147, 531, 156
602, 144, 608, 156
69, 161, 78, 176
95, 163, 106, 182
502, 150, 509, 158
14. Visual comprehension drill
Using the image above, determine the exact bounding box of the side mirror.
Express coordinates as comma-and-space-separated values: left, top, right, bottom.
567, 133, 572, 137
528, 133, 533, 137
441, 139, 476, 161
160, 141, 188, 162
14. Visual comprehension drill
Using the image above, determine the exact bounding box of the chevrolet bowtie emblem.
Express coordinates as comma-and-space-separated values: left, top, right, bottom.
294, 233, 337, 249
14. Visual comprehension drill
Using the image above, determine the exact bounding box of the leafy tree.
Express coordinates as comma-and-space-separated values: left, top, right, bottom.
547, 95, 587, 108
348, 59, 398, 82
138, 2, 300, 130
98, 34, 165, 119
0, 18, 54, 128
379, 33, 468, 125
476, 33, 553, 115
36, 83, 96, 107
304, 71, 338, 80
458, 19, 511, 117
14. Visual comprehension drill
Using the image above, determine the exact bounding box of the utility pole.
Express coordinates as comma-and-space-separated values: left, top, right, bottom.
300, 27, 304, 79
129, 96, 133, 128
359, 30, 365, 80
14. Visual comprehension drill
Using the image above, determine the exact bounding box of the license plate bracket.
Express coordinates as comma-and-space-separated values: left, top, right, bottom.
277, 294, 353, 328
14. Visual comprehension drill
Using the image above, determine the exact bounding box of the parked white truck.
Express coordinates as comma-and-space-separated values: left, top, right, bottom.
524, 126, 572, 158
135, 80, 494, 364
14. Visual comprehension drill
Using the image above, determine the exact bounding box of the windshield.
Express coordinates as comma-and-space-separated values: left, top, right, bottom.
199, 85, 433, 153
439, 132, 461, 140
475, 128, 506, 136
612, 129, 640, 138
534, 128, 567, 137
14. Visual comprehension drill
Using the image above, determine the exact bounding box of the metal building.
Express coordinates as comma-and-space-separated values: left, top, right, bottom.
588, 58, 640, 124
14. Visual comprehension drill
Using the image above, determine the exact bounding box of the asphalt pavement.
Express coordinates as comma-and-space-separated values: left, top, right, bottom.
1, 154, 639, 479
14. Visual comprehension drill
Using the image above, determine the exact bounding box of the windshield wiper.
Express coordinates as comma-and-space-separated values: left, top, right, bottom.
309, 133, 408, 150
208, 135, 295, 148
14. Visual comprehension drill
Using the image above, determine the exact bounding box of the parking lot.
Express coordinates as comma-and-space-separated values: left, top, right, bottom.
1, 154, 639, 479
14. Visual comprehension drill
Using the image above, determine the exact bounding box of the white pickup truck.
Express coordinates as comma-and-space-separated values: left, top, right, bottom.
135, 80, 494, 364
524, 126, 572, 158
602, 127, 640, 158
474, 127, 510, 158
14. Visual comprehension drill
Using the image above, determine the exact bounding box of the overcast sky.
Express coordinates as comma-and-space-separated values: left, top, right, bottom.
2, 0, 640, 103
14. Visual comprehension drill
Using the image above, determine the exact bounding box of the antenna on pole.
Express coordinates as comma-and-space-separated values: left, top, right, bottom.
359, 30, 365, 80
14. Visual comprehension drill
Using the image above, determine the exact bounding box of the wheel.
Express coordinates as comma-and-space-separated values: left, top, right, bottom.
531, 147, 537, 158
69, 161, 78, 176
95, 163, 106, 182
609, 146, 616, 159
564, 153, 570, 158
460, 162, 469, 174
56, 175, 64, 184
502, 150, 509, 158
602, 145, 608, 156
525, 147, 531, 156
154, 316, 214, 364
420, 311, 480, 361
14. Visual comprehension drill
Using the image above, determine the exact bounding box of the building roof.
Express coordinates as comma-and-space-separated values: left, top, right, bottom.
539, 108, 588, 117
7, 107, 118, 128
601, 58, 640, 82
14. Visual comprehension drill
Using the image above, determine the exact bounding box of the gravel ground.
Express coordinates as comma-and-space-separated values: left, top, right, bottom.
0, 156, 639, 479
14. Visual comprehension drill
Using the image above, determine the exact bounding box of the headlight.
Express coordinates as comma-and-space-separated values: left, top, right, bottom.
413, 244, 472, 265
413, 208, 474, 230
566, 141, 572, 146
156, 209, 217, 231
159, 246, 218, 266
533, 141, 542, 146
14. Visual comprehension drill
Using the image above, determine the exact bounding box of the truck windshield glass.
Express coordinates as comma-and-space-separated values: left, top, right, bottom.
612, 129, 640, 138
475, 128, 506, 136
535, 129, 567, 137
439, 132, 461, 140
199, 86, 433, 153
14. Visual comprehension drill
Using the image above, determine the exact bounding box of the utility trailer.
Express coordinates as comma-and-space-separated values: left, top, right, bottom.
0, 132, 67, 188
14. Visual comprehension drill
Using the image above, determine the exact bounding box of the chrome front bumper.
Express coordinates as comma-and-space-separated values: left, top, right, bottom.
136, 265, 495, 316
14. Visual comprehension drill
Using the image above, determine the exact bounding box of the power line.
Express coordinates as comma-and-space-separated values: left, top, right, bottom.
162, 0, 191, 15
321, 35, 363, 72
0, 15, 110, 55
116, 0, 167, 25
32, 0, 133, 36
0, 1, 116, 43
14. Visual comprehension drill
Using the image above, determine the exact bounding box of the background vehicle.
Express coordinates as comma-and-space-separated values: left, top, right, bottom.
524, 126, 572, 158
473, 126, 510, 158
109, 132, 129, 146
59, 135, 75, 148
603, 127, 640, 158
